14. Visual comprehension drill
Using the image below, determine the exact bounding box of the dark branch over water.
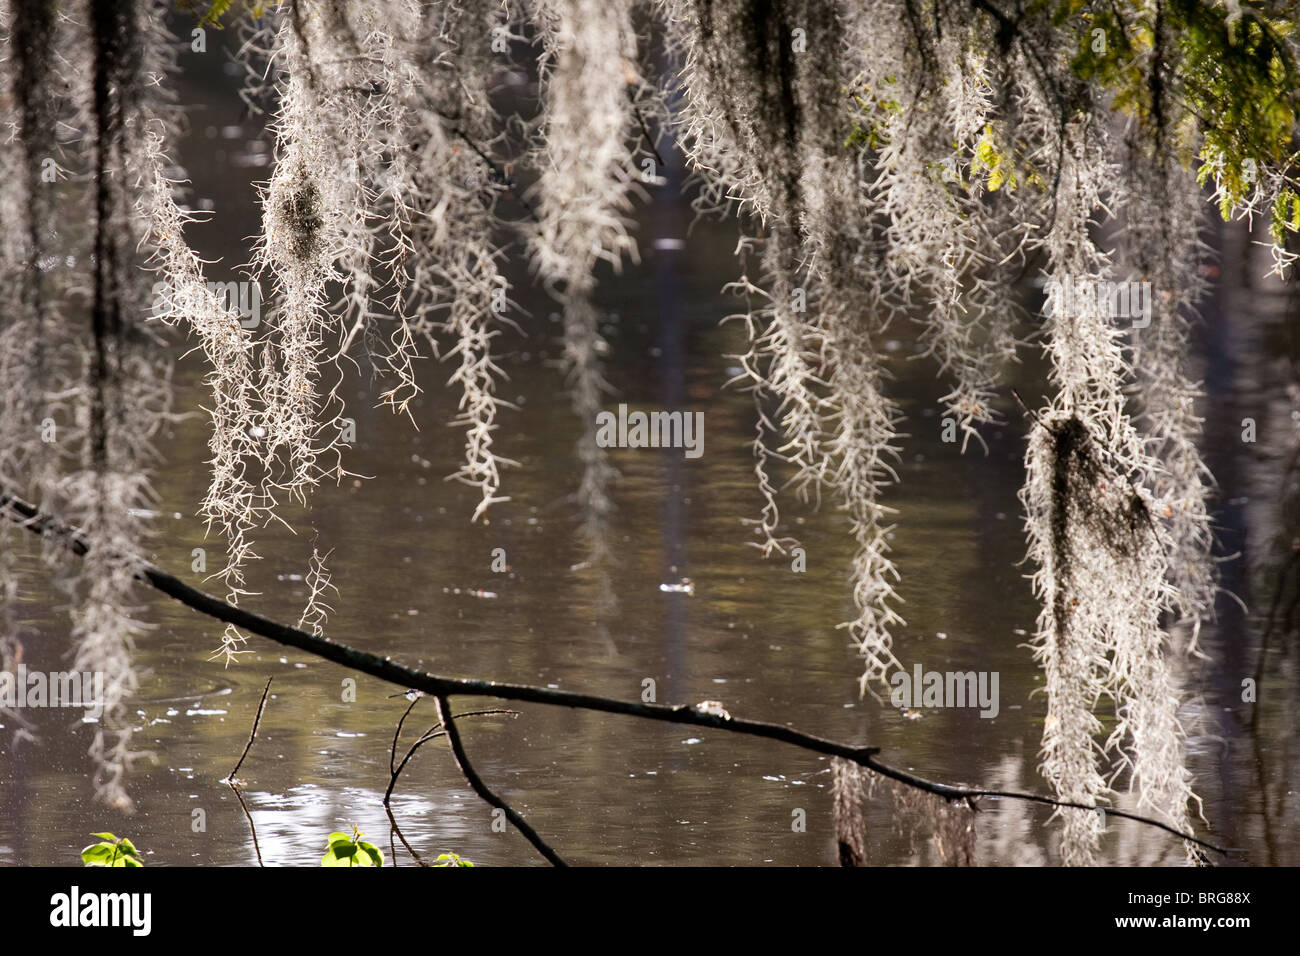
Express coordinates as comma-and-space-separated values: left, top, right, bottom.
0, 487, 1228, 862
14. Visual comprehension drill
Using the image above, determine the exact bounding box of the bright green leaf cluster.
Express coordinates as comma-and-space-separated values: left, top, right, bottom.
81, 833, 143, 868
321, 827, 384, 867
433, 852, 475, 867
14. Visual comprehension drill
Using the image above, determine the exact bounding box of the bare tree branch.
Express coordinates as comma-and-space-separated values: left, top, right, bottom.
434, 694, 565, 867
0, 486, 1228, 859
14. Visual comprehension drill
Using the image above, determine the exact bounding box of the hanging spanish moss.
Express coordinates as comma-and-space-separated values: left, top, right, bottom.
0, 0, 59, 740
1, 0, 1296, 861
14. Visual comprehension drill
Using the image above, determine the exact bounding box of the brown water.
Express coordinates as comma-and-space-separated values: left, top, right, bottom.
0, 32, 1296, 867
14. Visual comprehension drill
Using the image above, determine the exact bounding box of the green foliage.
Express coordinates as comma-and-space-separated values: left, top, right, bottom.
321, 826, 384, 867
81, 833, 143, 867
1271, 187, 1300, 243
1063, 0, 1299, 235
433, 852, 475, 867
968, 126, 1045, 193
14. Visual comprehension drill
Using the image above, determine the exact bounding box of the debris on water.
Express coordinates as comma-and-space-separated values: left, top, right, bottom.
570, 560, 591, 572
694, 700, 730, 720
441, 587, 498, 599
660, 578, 694, 595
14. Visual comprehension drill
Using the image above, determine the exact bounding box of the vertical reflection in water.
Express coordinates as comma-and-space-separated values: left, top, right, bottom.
566, 297, 620, 659
654, 140, 689, 705
1198, 216, 1251, 860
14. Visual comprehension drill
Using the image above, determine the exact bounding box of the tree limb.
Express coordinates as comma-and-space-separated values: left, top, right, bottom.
0, 486, 1228, 859
435, 694, 565, 867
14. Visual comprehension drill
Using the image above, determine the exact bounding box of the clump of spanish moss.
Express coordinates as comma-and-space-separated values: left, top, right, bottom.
278, 176, 325, 263
1024, 409, 1197, 865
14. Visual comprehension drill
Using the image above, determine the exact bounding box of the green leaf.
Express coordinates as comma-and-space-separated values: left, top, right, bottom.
90, 832, 118, 841
321, 848, 353, 866
357, 841, 384, 867
81, 845, 114, 866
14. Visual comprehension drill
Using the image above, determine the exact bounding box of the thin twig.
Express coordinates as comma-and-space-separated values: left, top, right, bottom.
385, 699, 517, 804
385, 804, 428, 867
386, 727, 445, 805
630, 97, 666, 169
435, 695, 566, 867
1009, 387, 1045, 431
227, 677, 273, 782
389, 693, 421, 778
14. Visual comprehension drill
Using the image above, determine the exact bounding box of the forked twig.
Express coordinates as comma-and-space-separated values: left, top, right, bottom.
384, 693, 517, 804
434, 694, 566, 867
385, 804, 428, 868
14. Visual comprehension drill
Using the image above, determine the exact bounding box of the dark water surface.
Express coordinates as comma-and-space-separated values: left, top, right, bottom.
1, 33, 1296, 867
